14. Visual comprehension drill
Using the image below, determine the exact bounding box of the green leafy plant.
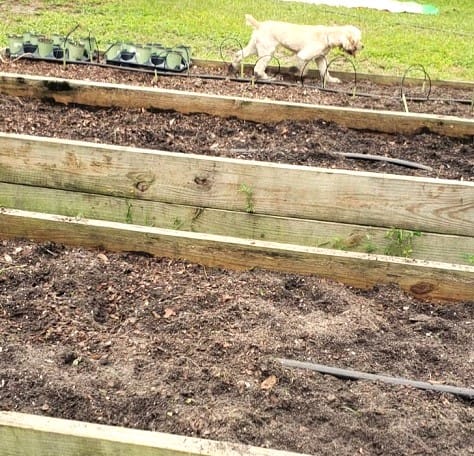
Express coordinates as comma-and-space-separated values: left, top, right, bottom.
462, 253, 474, 265
173, 217, 184, 230
319, 232, 377, 253
330, 236, 347, 250
125, 201, 133, 224
384, 228, 421, 258
239, 183, 255, 214
362, 236, 377, 254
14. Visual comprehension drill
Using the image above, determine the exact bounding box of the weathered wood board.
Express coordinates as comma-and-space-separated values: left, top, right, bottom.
0, 411, 308, 456
1, 208, 473, 301
1, 182, 473, 265
193, 58, 474, 90
0, 72, 472, 137
1, 133, 472, 237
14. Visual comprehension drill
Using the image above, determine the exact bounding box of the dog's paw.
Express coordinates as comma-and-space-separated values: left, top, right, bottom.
288, 66, 303, 78
254, 71, 272, 80
326, 76, 342, 84
227, 63, 238, 75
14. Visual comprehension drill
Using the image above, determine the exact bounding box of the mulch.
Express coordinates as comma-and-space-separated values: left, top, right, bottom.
0, 57, 473, 456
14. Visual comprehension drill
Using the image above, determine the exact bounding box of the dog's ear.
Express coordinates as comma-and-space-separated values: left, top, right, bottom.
342, 27, 361, 54
340, 32, 353, 52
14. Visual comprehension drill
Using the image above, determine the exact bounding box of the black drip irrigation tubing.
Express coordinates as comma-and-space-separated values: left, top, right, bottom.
9, 55, 473, 106
277, 358, 474, 400
335, 152, 433, 171
231, 148, 433, 171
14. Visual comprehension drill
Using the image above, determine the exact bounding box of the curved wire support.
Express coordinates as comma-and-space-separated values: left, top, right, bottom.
252, 54, 281, 80
219, 37, 245, 77
102, 41, 120, 62
400, 64, 432, 101
65, 23, 80, 43
62, 23, 81, 68
219, 37, 243, 63
324, 55, 357, 89
84, 32, 95, 63
298, 59, 315, 86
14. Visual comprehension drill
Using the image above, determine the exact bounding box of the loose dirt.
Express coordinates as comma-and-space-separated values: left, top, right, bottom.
0, 58, 473, 456
0, 59, 473, 181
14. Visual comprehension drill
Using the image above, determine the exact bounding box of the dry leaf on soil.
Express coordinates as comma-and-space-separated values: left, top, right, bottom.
261, 375, 278, 390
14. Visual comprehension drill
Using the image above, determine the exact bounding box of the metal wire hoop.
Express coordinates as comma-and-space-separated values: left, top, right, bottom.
219, 37, 243, 63
400, 64, 432, 101
219, 37, 245, 77
324, 55, 357, 89
253, 54, 281, 79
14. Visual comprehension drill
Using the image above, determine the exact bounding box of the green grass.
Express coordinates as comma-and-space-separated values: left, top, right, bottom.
1, 0, 473, 80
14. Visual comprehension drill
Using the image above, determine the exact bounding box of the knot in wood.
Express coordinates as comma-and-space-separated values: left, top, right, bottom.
127, 171, 155, 193
410, 281, 435, 295
194, 175, 212, 189
136, 181, 149, 192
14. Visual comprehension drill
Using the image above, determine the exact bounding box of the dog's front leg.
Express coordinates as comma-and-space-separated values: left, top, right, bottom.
315, 56, 341, 84
293, 47, 319, 79
230, 34, 258, 73
253, 54, 273, 79
295, 47, 340, 84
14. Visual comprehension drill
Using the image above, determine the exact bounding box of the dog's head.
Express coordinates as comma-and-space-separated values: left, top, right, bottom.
340, 26, 363, 56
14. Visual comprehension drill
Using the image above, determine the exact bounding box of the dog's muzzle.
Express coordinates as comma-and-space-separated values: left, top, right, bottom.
345, 44, 363, 56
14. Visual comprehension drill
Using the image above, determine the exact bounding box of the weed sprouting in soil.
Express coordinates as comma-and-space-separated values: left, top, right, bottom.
125, 201, 133, 224
384, 228, 421, 258
239, 183, 255, 214
462, 253, 474, 265
173, 217, 184, 230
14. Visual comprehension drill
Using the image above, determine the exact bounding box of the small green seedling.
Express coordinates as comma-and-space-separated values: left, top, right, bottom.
173, 217, 184, 230
239, 183, 255, 213
384, 228, 421, 258
462, 253, 474, 265
362, 234, 377, 253
319, 232, 376, 253
125, 201, 133, 224
330, 236, 347, 250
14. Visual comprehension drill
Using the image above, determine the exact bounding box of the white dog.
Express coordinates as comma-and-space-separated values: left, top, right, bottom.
231, 14, 363, 83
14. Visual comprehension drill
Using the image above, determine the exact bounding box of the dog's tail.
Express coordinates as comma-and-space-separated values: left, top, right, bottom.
245, 14, 260, 29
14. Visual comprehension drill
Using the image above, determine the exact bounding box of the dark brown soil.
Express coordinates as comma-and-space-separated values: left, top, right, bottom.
1, 240, 473, 455
0, 59, 473, 181
0, 58, 473, 455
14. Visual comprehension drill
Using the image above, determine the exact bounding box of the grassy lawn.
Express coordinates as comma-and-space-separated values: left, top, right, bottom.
0, 0, 473, 80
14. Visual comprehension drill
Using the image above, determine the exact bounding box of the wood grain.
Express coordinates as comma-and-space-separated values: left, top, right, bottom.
1, 182, 473, 265
1, 133, 472, 237
1, 208, 473, 301
0, 411, 307, 456
0, 72, 472, 137
194, 58, 474, 90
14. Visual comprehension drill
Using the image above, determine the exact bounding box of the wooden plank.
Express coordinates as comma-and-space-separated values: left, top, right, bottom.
1, 182, 473, 265
0, 72, 472, 138
1, 208, 473, 301
0, 411, 307, 456
194, 58, 474, 90
0, 133, 472, 237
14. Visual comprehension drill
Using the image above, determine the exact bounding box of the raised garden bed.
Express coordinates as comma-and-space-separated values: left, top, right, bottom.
0, 57, 473, 455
